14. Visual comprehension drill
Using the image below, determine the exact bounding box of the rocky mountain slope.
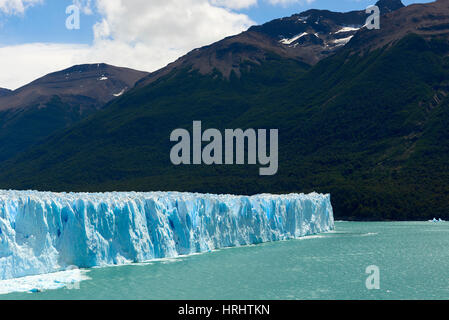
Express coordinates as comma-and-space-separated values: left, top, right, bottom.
137, 0, 404, 87
350, 0, 449, 53
0, 88, 12, 97
0, 63, 148, 161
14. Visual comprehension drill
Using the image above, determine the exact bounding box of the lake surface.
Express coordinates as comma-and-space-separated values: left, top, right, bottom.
1, 222, 449, 300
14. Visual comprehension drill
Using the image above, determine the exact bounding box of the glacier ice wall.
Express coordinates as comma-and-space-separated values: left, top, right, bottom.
0, 190, 334, 280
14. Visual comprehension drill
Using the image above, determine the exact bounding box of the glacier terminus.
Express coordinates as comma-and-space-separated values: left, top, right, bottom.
0, 190, 334, 281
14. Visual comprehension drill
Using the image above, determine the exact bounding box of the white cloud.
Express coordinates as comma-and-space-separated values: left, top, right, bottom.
92, 0, 253, 48
0, 0, 42, 15
0, 43, 90, 89
73, 0, 93, 15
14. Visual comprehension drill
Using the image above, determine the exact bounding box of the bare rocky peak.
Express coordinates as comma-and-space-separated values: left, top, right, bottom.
0, 63, 148, 112
375, 0, 405, 14
349, 0, 449, 54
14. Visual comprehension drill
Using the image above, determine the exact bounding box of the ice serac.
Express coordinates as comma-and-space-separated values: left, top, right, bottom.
0, 190, 334, 280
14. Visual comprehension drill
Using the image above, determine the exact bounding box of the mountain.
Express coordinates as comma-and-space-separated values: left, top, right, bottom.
349, 0, 449, 54
0, 88, 11, 97
0, 64, 148, 161
251, 0, 404, 62
137, 0, 404, 87
376, 0, 405, 13
2, 0, 448, 221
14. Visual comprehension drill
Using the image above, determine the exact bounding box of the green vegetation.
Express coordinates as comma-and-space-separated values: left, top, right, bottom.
1, 34, 448, 221
0, 96, 98, 162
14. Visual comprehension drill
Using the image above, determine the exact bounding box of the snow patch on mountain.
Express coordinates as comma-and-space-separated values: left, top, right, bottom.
335, 26, 360, 33
333, 35, 354, 46
280, 32, 308, 45
113, 89, 125, 97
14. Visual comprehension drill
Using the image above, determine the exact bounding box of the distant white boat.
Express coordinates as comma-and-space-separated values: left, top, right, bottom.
429, 218, 445, 223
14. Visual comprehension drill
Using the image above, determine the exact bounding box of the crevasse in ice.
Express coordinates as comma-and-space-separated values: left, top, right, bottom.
0, 190, 334, 280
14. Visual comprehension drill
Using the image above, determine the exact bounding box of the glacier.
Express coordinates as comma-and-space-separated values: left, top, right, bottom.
0, 190, 334, 281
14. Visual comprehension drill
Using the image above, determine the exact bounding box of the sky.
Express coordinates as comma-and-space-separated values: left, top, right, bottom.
0, 0, 435, 89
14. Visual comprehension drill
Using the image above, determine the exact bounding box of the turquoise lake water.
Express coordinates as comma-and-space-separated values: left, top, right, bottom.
1, 222, 449, 300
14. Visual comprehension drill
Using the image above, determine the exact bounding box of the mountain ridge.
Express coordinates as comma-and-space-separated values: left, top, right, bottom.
0, 63, 148, 162
136, 0, 405, 88
0, 63, 148, 112
349, 0, 449, 54
0, 88, 12, 97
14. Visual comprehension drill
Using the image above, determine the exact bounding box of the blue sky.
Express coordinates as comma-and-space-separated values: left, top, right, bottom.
0, 0, 435, 89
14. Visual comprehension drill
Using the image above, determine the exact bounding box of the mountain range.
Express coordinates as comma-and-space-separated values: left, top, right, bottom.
138, 0, 404, 87
0, 0, 448, 221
